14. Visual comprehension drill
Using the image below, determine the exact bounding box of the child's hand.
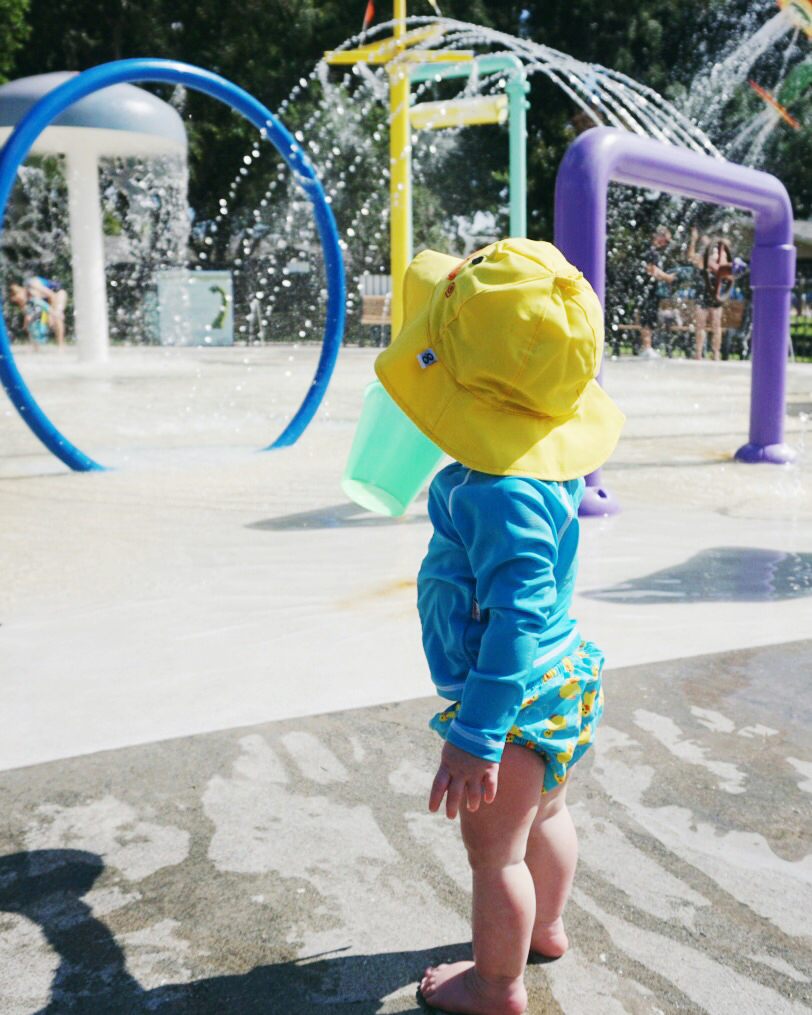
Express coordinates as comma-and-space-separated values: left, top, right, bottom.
428, 741, 499, 819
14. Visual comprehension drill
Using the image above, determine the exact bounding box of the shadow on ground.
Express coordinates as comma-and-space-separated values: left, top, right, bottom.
585, 546, 812, 603
247, 501, 428, 531
0, 848, 462, 1013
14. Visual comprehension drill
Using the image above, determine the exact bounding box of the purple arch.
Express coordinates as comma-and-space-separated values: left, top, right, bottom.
554, 127, 797, 516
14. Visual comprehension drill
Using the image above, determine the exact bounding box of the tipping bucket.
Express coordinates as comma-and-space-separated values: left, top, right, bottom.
342, 380, 445, 516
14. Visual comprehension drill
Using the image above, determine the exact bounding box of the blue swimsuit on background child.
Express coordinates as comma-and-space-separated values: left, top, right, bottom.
418, 461, 604, 793
26, 296, 51, 344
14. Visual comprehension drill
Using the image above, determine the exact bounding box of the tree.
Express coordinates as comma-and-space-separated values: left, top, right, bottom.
0, 0, 30, 82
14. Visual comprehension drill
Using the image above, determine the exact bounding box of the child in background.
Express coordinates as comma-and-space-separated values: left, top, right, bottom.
8, 283, 51, 347
374, 239, 625, 1015
26, 275, 67, 348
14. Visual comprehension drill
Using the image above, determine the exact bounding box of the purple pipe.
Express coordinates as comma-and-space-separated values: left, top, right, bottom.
554, 128, 797, 517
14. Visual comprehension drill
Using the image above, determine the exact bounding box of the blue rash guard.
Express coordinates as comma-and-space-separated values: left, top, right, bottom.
417, 462, 584, 763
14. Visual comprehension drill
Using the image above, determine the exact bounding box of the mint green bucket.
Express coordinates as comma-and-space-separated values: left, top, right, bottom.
342, 380, 445, 516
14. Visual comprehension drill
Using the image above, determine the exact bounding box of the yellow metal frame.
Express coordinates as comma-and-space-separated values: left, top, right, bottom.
324, 25, 448, 65
409, 94, 508, 129
325, 1, 483, 333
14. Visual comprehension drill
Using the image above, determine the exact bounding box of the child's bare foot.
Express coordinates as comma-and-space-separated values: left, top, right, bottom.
419, 960, 527, 1014
529, 916, 569, 959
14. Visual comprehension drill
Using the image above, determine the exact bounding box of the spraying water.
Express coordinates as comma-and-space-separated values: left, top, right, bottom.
204, 8, 806, 347
199, 15, 727, 347
3, 9, 804, 356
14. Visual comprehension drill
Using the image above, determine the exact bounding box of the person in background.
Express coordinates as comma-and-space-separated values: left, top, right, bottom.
8, 282, 51, 348
26, 275, 67, 347
688, 227, 734, 361
640, 225, 676, 359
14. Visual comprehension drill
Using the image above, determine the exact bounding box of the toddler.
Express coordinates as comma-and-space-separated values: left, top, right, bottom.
374, 238, 625, 1014
8, 283, 51, 347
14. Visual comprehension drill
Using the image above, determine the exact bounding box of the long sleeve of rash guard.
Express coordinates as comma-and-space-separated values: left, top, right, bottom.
443, 476, 576, 762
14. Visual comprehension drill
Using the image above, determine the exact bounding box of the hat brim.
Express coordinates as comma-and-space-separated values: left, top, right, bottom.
376, 249, 625, 482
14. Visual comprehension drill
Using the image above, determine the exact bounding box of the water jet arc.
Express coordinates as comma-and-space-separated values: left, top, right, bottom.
0, 58, 345, 472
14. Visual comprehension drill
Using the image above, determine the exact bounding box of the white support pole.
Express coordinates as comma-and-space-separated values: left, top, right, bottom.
65, 146, 109, 363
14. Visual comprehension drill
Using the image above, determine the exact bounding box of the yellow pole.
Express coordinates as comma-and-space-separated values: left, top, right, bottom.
389, 0, 411, 335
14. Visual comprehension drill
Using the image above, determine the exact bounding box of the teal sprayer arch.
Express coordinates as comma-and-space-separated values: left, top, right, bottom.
0, 58, 345, 471
410, 54, 529, 240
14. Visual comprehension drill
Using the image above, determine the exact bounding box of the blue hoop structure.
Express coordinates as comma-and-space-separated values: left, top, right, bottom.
0, 59, 346, 471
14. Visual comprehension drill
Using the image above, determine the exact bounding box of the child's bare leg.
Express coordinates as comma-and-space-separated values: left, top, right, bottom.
525, 779, 576, 958
52, 313, 65, 347
420, 744, 543, 1015
48, 291, 67, 347
710, 306, 722, 361
695, 307, 707, 359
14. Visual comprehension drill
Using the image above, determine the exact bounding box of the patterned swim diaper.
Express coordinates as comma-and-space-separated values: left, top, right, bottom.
429, 640, 605, 794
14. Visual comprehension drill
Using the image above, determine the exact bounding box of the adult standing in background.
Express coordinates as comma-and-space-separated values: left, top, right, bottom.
640, 226, 676, 359
688, 227, 733, 361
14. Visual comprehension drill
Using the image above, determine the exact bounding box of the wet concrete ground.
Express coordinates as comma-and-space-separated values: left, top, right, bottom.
1, 345, 811, 1012
1, 640, 810, 1013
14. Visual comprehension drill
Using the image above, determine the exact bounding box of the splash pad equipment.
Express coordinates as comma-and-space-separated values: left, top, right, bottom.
0, 72, 188, 364
328, 9, 798, 517
324, 7, 721, 333
555, 127, 797, 516
408, 52, 529, 239
0, 58, 345, 472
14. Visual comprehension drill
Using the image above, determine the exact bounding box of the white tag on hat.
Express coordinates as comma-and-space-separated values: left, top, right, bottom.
417, 348, 438, 369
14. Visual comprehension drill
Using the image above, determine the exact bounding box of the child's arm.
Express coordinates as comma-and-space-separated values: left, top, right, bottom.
429, 739, 499, 819
420, 475, 571, 816
449, 480, 561, 761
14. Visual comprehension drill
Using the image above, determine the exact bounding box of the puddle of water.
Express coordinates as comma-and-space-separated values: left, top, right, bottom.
586, 547, 812, 603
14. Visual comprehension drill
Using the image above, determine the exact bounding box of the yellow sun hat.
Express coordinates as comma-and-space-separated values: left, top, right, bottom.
374, 238, 625, 482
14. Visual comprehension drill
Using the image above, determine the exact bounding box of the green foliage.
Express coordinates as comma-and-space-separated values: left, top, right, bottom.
1, 154, 70, 280
0, 0, 30, 82
761, 109, 812, 218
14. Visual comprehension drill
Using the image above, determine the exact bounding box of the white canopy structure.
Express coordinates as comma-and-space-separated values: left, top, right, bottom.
0, 72, 187, 362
